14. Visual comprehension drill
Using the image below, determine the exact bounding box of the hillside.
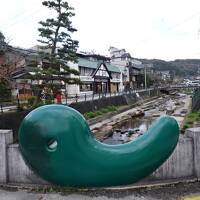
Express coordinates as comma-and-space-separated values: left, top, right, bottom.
139, 59, 200, 76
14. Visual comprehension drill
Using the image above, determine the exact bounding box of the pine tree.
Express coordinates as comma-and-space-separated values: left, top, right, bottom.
37, 0, 80, 95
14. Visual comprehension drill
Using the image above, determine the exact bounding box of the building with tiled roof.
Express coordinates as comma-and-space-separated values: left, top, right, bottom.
78, 57, 121, 94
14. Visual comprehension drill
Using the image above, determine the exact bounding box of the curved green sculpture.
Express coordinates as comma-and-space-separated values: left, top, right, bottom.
19, 105, 179, 187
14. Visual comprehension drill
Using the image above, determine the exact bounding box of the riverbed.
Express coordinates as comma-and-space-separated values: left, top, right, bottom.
91, 93, 191, 144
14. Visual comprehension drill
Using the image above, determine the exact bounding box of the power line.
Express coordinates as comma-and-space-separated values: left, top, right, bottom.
4, 8, 43, 30
135, 11, 200, 47
9, 9, 28, 21
198, 16, 200, 37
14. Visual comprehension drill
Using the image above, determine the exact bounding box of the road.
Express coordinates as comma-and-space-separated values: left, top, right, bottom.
0, 105, 17, 112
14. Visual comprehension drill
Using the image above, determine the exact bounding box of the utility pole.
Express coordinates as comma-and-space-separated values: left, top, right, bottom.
144, 64, 147, 90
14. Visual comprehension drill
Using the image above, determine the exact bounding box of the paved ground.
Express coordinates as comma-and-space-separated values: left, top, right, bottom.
182, 196, 200, 200
1, 181, 200, 200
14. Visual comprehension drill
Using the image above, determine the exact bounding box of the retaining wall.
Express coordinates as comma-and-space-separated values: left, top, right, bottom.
0, 127, 199, 186
70, 89, 159, 114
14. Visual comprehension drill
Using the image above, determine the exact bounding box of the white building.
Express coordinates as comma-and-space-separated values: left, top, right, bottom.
109, 46, 144, 90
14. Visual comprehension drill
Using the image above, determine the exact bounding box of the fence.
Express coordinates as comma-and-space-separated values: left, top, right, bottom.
0, 88, 11, 102
192, 87, 200, 111
0, 88, 159, 113
65, 88, 159, 105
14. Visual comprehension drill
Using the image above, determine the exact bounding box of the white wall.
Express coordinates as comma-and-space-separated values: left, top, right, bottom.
66, 84, 80, 96
0, 127, 199, 185
66, 61, 80, 95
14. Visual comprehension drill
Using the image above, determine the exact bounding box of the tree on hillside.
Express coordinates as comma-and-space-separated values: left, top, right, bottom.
0, 31, 7, 55
0, 31, 5, 43
35, 0, 80, 98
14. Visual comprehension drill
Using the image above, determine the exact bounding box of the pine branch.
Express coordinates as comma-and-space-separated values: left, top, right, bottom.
36, 0, 80, 88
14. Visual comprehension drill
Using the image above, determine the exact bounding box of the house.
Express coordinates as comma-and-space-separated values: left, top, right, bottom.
0, 46, 121, 99
0, 46, 40, 100
0, 46, 26, 78
158, 70, 171, 81
8, 47, 41, 100
78, 57, 121, 94
109, 47, 145, 90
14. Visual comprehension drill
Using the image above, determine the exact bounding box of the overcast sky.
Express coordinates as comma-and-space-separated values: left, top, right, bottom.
1, 0, 200, 61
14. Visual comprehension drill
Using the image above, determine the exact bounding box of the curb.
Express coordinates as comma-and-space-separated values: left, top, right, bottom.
0, 178, 198, 193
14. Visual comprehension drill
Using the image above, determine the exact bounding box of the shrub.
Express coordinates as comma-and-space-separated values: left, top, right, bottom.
95, 111, 103, 116
84, 112, 96, 119
27, 96, 37, 106
84, 106, 118, 120
45, 99, 54, 105
32, 101, 45, 109
107, 106, 117, 112
185, 119, 195, 125
100, 108, 109, 113
183, 111, 200, 130
183, 124, 190, 130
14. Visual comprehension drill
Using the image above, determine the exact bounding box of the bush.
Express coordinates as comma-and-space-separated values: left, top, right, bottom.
84, 112, 96, 119
84, 106, 118, 120
33, 101, 44, 109
107, 106, 117, 112
183, 124, 190, 130
185, 119, 195, 125
95, 111, 103, 116
27, 96, 37, 106
183, 111, 200, 130
100, 108, 109, 113
45, 99, 54, 105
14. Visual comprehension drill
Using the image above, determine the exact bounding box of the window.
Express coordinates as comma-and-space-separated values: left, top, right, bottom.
80, 84, 92, 91
79, 67, 93, 76
111, 72, 120, 79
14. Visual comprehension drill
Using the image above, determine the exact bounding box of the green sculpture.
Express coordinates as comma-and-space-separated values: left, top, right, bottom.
19, 105, 179, 187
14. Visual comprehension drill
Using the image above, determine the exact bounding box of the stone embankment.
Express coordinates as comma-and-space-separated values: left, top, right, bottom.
90, 107, 144, 140
90, 94, 191, 140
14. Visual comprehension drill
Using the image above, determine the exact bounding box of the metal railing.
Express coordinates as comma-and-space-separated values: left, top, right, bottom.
65, 88, 158, 105
4, 85, 189, 113
0, 88, 159, 113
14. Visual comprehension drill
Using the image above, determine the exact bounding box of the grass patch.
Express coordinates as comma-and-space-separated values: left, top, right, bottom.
183, 111, 200, 130
84, 106, 118, 120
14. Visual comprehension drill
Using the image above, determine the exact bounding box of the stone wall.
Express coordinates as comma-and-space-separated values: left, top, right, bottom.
0, 127, 200, 186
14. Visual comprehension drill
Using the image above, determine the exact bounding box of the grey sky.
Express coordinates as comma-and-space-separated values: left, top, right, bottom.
1, 0, 200, 60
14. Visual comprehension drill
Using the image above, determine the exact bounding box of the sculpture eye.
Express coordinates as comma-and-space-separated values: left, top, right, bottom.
47, 138, 57, 151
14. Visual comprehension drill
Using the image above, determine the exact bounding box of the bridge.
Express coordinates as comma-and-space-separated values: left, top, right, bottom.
159, 85, 199, 95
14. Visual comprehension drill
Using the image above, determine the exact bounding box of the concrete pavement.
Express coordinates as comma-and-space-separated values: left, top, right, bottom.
0, 189, 154, 200
1, 180, 200, 199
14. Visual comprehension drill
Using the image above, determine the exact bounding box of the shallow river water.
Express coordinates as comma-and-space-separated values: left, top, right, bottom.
102, 114, 156, 144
